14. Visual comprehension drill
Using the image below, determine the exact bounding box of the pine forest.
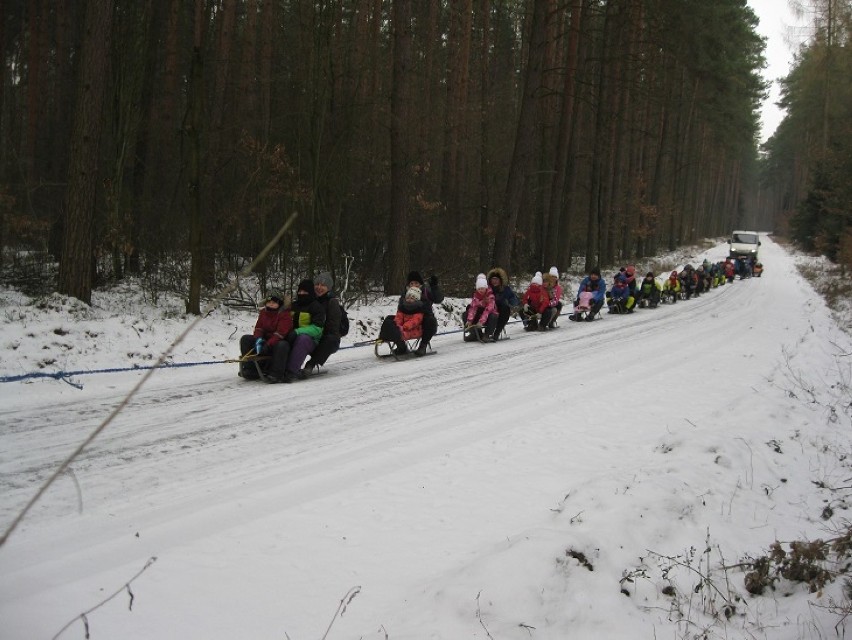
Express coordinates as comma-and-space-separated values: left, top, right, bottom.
1, 0, 850, 310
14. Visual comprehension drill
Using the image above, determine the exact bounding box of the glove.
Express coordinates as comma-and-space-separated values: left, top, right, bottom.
523, 303, 530, 313
429, 275, 439, 288
255, 338, 265, 355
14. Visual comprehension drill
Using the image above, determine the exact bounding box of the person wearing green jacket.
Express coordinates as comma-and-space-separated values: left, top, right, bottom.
284, 279, 325, 382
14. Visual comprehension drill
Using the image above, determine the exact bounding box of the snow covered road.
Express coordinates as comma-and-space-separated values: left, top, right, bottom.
2, 237, 851, 639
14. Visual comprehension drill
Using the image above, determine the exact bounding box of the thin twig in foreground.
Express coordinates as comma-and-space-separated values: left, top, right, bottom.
320, 585, 361, 640
51, 556, 158, 640
0, 213, 297, 549
476, 590, 495, 640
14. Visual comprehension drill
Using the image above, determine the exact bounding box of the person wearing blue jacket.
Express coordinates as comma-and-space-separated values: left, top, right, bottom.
569, 267, 606, 321
487, 267, 520, 339
607, 274, 633, 313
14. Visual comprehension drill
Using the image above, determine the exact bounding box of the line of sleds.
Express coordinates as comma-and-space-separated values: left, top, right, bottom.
238, 259, 763, 382
240, 341, 437, 379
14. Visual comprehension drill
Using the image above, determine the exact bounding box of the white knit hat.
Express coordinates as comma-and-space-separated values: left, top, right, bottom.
475, 275, 488, 290
549, 266, 559, 277
531, 271, 543, 285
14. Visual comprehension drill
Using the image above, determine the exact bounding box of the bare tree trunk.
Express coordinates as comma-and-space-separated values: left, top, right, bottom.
649, 62, 674, 250
584, 0, 616, 271
24, 0, 46, 181
419, 0, 440, 159
441, 0, 473, 248
0, 0, 5, 268
240, 0, 260, 134
259, 0, 275, 143
545, 0, 584, 268
202, 0, 236, 285
186, 0, 205, 315
535, 0, 562, 267
610, 0, 637, 260
478, 0, 492, 267
387, 0, 414, 294
602, 3, 629, 265
493, 0, 549, 271
58, 0, 113, 304
141, 0, 181, 257
107, 0, 153, 281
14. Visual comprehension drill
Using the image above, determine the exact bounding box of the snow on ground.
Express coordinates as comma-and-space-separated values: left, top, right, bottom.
1, 236, 851, 640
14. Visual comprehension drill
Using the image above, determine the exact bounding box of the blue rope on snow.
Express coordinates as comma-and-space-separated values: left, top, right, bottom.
0, 317, 535, 386
0, 360, 227, 386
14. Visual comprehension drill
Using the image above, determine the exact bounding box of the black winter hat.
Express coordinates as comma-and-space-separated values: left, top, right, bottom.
297, 279, 316, 300
406, 271, 424, 285
590, 267, 602, 277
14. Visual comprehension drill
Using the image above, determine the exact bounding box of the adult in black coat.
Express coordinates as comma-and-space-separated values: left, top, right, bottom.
304, 271, 342, 372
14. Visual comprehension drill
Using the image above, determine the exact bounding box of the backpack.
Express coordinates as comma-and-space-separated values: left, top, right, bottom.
338, 301, 350, 337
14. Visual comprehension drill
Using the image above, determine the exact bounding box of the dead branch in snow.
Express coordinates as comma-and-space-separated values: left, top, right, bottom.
319, 585, 361, 640
51, 556, 157, 639
475, 590, 495, 640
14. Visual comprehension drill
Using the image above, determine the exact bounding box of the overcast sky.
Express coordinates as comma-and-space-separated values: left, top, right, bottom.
747, 0, 809, 143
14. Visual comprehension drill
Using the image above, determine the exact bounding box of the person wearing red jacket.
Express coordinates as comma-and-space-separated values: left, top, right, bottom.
377, 285, 429, 355
238, 291, 294, 382
724, 258, 736, 283
393, 287, 426, 341
520, 272, 554, 331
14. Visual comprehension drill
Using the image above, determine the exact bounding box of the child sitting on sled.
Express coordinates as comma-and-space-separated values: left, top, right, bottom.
569, 267, 606, 321
573, 289, 596, 316
377, 287, 425, 354
543, 267, 563, 327
635, 272, 662, 308
486, 267, 520, 340
520, 272, 554, 331
607, 274, 634, 313
464, 274, 498, 341
661, 271, 681, 303
238, 291, 294, 382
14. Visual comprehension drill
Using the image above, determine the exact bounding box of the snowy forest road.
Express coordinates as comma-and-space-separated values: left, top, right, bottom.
2, 237, 849, 639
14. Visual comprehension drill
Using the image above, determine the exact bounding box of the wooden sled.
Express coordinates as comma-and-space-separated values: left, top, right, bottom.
374, 338, 436, 360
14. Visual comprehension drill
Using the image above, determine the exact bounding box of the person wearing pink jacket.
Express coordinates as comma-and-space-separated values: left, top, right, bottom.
544, 266, 564, 327
464, 274, 499, 342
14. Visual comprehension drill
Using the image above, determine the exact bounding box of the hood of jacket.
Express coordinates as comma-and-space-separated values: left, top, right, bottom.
487, 267, 509, 287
